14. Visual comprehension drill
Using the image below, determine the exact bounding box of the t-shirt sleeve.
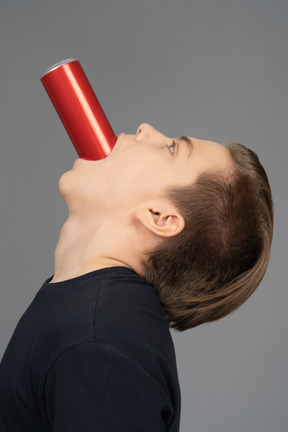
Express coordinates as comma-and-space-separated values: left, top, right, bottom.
44, 343, 176, 432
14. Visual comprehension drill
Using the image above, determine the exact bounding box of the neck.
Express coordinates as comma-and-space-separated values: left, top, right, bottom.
50, 215, 142, 283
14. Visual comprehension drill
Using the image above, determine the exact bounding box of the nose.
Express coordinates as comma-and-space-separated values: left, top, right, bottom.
135, 123, 165, 143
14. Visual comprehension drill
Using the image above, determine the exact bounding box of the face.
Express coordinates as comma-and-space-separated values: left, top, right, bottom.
60, 123, 233, 216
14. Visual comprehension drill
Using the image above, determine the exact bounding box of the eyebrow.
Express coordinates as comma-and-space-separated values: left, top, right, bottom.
176, 136, 194, 158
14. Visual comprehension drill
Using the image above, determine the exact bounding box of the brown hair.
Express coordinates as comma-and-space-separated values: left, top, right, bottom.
142, 142, 273, 331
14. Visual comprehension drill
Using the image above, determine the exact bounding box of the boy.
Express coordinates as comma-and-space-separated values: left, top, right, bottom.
0, 123, 273, 431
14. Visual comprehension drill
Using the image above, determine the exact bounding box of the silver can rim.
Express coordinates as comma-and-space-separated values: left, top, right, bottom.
41, 58, 78, 78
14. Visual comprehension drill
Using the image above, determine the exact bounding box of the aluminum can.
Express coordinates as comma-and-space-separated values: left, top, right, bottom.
41, 58, 117, 160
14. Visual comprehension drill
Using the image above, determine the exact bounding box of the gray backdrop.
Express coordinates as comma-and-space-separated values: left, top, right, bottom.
0, 1, 287, 431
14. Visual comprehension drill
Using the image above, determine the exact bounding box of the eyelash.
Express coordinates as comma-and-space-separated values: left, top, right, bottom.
167, 140, 176, 155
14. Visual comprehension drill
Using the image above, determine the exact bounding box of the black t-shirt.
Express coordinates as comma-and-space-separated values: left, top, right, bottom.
0, 266, 181, 431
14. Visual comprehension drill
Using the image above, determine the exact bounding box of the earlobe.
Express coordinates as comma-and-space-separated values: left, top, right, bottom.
135, 205, 185, 238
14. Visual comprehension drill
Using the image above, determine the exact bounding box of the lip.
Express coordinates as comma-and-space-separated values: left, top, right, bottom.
112, 133, 124, 150
116, 133, 124, 143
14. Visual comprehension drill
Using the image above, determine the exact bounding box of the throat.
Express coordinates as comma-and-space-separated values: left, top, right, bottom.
50, 217, 132, 283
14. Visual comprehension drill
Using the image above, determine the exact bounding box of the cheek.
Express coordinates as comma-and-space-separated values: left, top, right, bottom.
95, 150, 168, 203
105, 168, 158, 206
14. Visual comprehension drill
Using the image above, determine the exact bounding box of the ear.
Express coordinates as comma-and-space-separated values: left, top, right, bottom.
134, 201, 185, 238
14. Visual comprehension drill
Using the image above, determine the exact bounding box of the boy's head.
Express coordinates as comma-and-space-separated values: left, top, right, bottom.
60, 123, 273, 331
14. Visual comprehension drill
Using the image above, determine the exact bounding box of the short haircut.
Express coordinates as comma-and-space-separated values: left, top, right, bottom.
142, 142, 273, 331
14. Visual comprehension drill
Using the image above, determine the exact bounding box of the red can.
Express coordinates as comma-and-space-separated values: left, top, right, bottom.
41, 58, 117, 160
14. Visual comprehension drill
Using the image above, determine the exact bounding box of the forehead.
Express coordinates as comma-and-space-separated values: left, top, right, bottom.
187, 136, 233, 175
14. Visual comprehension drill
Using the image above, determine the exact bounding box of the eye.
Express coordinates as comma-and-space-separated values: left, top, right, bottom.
167, 140, 176, 154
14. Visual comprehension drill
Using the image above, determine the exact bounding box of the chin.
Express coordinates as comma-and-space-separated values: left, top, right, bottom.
58, 169, 73, 199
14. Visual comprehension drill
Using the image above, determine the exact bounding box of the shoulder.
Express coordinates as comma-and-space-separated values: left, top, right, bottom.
94, 268, 179, 397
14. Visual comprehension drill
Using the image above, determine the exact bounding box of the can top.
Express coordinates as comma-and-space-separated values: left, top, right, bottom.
41, 58, 78, 78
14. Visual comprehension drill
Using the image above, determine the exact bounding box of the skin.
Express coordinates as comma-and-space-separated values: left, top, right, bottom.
51, 123, 233, 282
